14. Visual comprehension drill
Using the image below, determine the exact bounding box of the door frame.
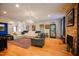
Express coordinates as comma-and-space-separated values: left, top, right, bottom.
50, 24, 56, 38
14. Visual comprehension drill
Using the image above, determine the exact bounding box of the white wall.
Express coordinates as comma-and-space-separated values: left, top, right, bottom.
6, 19, 62, 38
33, 19, 62, 38
8, 21, 27, 35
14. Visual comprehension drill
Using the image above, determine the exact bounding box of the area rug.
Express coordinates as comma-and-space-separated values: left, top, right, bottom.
8, 38, 31, 49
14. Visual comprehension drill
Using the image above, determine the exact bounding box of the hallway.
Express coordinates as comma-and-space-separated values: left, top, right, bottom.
0, 38, 72, 56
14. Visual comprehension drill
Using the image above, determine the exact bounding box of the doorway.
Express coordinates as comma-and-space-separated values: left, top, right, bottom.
60, 17, 65, 43
50, 24, 56, 38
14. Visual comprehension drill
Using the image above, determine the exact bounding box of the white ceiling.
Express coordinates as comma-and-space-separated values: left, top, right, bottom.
0, 3, 73, 23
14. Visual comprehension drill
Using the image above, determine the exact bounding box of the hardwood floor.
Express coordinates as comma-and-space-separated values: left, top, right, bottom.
0, 38, 72, 56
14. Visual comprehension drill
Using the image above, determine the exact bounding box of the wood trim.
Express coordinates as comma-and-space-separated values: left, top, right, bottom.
76, 4, 79, 56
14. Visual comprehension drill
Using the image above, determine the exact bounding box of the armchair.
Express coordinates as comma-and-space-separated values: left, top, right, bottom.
31, 33, 45, 48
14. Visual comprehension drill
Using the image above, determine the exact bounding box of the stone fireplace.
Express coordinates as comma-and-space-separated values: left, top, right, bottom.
67, 35, 73, 53
65, 4, 78, 55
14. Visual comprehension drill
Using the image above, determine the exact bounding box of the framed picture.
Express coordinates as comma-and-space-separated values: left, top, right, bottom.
0, 24, 5, 31
45, 24, 50, 29
40, 24, 44, 29
67, 8, 74, 26
0, 23, 8, 36
32, 25, 36, 31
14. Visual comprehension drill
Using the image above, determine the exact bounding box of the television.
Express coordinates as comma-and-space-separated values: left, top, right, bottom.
0, 24, 5, 31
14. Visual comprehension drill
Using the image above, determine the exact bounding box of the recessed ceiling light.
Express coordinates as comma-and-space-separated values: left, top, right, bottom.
48, 14, 51, 17
16, 4, 20, 8
3, 11, 7, 14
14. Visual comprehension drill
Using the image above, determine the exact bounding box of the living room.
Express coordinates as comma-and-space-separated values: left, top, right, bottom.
0, 3, 79, 56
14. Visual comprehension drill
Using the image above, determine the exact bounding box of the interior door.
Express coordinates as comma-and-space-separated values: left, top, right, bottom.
50, 24, 56, 38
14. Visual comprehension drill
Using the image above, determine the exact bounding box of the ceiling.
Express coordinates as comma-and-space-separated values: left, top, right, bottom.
0, 3, 73, 23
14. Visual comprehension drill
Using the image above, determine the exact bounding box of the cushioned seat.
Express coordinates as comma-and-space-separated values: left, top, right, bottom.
31, 33, 45, 48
